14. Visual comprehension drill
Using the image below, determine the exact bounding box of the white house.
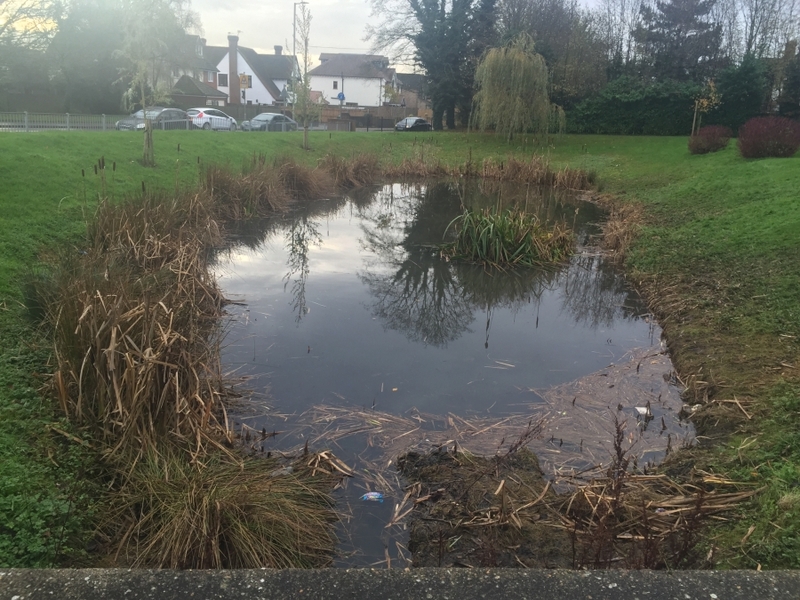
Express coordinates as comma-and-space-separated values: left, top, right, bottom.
308, 54, 397, 108
204, 36, 300, 106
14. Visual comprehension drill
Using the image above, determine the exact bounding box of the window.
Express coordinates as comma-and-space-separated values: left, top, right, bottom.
246, 75, 252, 89
218, 74, 228, 87
333, 81, 338, 90
207, 71, 213, 83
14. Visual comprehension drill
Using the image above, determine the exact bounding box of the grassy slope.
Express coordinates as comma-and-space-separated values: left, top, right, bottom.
549, 135, 800, 568
0, 130, 798, 567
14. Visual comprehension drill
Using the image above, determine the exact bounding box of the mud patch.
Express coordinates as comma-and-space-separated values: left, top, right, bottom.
397, 448, 573, 567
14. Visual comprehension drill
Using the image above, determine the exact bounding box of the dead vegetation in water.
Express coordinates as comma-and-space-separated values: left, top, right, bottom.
390, 415, 754, 569
282, 347, 690, 483
589, 194, 645, 263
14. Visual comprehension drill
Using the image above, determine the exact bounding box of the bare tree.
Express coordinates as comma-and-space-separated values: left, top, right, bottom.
118, 0, 200, 166
0, 0, 58, 48
292, 3, 318, 151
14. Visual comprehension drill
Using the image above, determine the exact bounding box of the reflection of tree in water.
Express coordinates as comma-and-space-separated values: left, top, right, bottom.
558, 253, 644, 329
358, 182, 473, 346
358, 181, 641, 347
284, 216, 322, 323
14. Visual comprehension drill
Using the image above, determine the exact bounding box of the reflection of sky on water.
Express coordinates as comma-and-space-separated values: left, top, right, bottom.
214, 182, 658, 417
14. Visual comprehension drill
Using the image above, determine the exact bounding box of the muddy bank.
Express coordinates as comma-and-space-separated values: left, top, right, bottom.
398, 448, 572, 567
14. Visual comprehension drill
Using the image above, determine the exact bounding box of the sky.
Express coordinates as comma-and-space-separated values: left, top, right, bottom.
192, 0, 378, 68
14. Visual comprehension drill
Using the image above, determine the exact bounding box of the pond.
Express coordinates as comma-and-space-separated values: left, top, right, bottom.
213, 181, 693, 566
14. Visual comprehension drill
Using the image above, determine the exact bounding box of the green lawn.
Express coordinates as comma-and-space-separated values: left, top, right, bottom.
0, 129, 798, 567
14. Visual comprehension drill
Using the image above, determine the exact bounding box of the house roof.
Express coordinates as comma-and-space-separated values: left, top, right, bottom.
204, 45, 228, 69
171, 75, 228, 98
205, 44, 297, 101
309, 54, 395, 80
239, 46, 291, 99
180, 35, 219, 73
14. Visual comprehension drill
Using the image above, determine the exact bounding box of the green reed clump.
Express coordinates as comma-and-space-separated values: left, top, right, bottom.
108, 445, 337, 569
442, 207, 574, 268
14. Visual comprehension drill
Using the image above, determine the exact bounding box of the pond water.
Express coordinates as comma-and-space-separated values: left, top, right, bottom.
213, 181, 693, 566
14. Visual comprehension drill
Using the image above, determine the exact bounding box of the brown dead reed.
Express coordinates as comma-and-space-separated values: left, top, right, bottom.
477, 156, 594, 190
558, 468, 759, 568
44, 194, 228, 461
319, 153, 380, 188
593, 196, 644, 263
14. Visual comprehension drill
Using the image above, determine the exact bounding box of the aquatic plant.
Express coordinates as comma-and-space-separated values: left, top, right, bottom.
108, 445, 337, 569
441, 207, 574, 268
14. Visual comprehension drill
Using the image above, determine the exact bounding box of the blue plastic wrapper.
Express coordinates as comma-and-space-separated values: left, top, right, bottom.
360, 492, 384, 502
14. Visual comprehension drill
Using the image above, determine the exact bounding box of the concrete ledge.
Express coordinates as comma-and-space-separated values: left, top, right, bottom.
2, 568, 800, 600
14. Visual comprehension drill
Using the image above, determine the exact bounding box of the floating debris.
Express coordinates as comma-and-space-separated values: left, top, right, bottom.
360, 492, 384, 502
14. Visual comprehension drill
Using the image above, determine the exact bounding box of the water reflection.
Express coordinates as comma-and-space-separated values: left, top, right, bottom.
213, 181, 682, 568
354, 182, 641, 348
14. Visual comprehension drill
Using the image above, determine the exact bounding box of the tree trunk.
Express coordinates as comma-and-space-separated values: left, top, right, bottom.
446, 103, 456, 129
142, 122, 154, 166
432, 103, 445, 131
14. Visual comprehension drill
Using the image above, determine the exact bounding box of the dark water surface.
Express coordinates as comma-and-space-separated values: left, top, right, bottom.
213, 181, 687, 566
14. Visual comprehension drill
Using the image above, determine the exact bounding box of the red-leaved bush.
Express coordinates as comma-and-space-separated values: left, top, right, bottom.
688, 125, 733, 155
737, 116, 800, 158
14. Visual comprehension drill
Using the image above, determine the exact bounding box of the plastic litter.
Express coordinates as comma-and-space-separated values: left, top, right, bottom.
360, 492, 384, 502
269, 466, 293, 478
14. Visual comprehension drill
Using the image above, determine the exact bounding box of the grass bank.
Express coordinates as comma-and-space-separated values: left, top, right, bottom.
0, 130, 798, 568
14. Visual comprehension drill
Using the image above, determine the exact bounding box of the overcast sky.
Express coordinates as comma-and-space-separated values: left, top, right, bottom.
192, 0, 377, 68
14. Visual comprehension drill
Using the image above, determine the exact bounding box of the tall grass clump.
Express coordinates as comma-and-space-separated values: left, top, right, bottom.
479, 156, 594, 189
319, 152, 380, 188
688, 125, 732, 155
206, 155, 333, 220
441, 207, 574, 268
37, 193, 228, 459
738, 116, 800, 158
108, 446, 337, 569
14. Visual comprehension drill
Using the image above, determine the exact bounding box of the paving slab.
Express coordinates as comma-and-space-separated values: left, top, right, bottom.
2, 568, 800, 600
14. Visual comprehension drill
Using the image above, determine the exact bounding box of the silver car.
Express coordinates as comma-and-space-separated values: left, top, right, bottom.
187, 107, 238, 131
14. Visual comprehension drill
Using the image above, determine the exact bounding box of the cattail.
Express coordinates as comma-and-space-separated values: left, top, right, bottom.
93, 165, 97, 175
81, 169, 85, 177
112, 161, 116, 172
141, 181, 146, 194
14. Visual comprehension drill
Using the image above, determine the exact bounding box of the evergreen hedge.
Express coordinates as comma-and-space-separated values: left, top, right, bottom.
568, 77, 699, 136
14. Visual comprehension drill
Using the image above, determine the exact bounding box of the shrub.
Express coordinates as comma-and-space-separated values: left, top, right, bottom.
688, 125, 733, 155
738, 116, 800, 158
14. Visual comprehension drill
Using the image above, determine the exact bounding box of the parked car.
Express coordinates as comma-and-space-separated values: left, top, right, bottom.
241, 113, 298, 132
115, 107, 191, 131
395, 117, 432, 132
187, 107, 237, 131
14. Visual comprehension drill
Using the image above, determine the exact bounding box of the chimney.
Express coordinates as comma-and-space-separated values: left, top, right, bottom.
228, 35, 240, 105
274, 45, 283, 56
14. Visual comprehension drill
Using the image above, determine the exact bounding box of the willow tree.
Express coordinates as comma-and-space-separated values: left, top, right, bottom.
470, 33, 551, 141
